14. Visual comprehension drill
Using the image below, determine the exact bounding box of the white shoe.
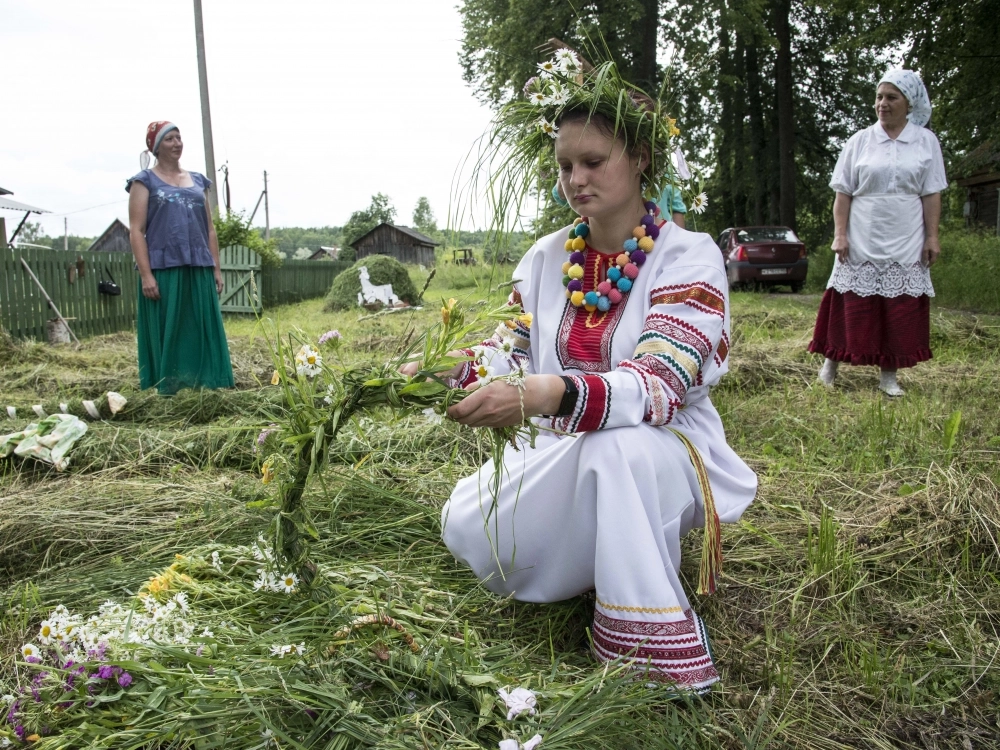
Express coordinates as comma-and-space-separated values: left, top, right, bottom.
818, 359, 838, 387
878, 371, 905, 397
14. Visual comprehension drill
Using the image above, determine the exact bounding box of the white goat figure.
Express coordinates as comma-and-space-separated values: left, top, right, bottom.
356, 266, 400, 307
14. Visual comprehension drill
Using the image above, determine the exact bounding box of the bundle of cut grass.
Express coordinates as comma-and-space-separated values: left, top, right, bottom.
324, 255, 420, 311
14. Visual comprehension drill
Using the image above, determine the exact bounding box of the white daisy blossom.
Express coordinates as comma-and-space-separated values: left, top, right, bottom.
523, 735, 544, 750
211, 551, 222, 572
173, 592, 189, 613
294, 642, 306, 656
278, 572, 299, 594
474, 362, 496, 385
324, 384, 336, 405
547, 85, 568, 106
555, 49, 580, 73
536, 118, 558, 139
422, 407, 444, 426
497, 686, 537, 720
20, 643, 39, 659
107, 391, 127, 415
294, 345, 323, 378
690, 192, 709, 214
201, 627, 214, 638
527, 91, 549, 106
498, 337, 515, 356
270, 644, 296, 658
537, 60, 558, 76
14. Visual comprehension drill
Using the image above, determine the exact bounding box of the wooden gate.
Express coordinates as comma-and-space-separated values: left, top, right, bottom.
219, 245, 261, 315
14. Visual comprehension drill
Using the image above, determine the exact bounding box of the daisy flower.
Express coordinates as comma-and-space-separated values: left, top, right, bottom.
536, 117, 558, 139
555, 48, 581, 73
422, 407, 444, 426
537, 59, 558, 76
323, 384, 336, 405
211, 551, 223, 571
689, 192, 709, 214
294, 345, 323, 378
527, 91, 550, 106
20, 644, 39, 660
278, 572, 298, 594
498, 338, 515, 355
474, 362, 496, 385
548, 85, 568, 106
38, 620, 54, 645
294, 642, 306, 656
201, 628, 214, 638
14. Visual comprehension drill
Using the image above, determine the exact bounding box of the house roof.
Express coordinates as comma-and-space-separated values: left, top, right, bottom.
86, 218, 130, 251
0, 196, 50, 213
350, 223, 440, 249
953, 139, 1000, 182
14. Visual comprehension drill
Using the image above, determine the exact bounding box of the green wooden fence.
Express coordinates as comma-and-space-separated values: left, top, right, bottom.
260, 258, 352, 307
0, 246, 138, 341
0, 245, 351, 341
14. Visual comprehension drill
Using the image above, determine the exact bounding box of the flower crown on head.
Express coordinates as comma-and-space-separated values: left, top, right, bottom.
514, 50, 684, 198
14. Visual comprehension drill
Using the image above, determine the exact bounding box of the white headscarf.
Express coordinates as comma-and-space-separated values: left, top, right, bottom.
879, 69, 932, 127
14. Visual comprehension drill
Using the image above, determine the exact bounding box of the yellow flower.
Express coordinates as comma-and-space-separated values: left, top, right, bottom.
262, 460, 276, 485
667, 116, 680, 137
27, 735, 40, 742
518, 313, 533, 328
441, 298, 458, 325
270, 370, 281, 385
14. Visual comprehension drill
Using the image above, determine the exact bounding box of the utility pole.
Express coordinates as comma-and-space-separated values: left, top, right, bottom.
263, 170, 270, 241
63, 218, 68, 251
193, 0, 219, 216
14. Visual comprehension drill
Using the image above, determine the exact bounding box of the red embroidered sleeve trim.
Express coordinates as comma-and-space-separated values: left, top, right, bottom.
649, 282, 726, 318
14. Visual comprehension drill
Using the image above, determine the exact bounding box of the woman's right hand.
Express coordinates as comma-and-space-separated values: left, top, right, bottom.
831, 235, 849, 263
141, 274, 160, 301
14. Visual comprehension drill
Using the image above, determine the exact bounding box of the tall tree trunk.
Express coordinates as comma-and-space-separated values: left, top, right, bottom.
745, 38, 768, 224
774, 0, 796, 228
635, 0, 660, 92
732, 31, 749, 226
717, 18, 735, 226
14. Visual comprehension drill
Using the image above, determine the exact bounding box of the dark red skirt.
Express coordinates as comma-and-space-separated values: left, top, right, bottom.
808, 289, 931, 369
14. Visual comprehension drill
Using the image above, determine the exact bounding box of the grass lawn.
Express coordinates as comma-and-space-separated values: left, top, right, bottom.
0, 270, 997, 749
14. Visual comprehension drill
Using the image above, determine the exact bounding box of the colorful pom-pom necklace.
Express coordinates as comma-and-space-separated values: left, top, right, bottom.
562, 201, 660, 312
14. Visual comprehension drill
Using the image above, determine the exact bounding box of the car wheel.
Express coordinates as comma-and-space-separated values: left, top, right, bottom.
790, 281, 804, 293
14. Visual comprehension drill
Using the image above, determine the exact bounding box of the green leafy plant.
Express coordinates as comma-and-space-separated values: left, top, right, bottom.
213, 210, 282, 268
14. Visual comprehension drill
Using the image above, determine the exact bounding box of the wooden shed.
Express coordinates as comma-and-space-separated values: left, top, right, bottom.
308, 246, 339, 260
88, 219, 132, 253
955, 140, 1000, 235
350, 223, 439, 266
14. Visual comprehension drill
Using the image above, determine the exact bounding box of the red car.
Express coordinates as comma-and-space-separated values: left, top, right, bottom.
716, 226, 808, 292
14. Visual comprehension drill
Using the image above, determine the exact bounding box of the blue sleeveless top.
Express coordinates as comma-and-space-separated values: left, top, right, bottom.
125, 170, 215, 269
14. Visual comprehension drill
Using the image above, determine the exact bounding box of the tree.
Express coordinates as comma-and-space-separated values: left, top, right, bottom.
412, 197, 437, 234
341, 193, 396, 246
214, 210, 282, 267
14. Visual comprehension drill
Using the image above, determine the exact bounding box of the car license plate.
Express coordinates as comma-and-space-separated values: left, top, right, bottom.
761, 268, 786, 275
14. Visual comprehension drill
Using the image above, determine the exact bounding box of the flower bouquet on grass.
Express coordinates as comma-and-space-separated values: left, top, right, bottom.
258, 297, 538, 589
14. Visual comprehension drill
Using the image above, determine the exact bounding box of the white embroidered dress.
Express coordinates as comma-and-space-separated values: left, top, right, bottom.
827, 121, 948, 298
442, 223, 757, 691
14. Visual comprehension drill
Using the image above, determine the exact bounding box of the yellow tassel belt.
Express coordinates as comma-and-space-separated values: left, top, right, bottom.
668, 428, 722, 596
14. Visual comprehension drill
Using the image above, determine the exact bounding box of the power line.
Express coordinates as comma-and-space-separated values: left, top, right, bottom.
45, 199, 129, 217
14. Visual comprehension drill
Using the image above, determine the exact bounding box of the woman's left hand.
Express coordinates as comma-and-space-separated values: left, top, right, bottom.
922, 236, 941, 267
447, 374, 564, 428
214, 268, 225, 294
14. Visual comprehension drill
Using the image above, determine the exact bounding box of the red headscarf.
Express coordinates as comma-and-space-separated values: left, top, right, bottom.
145, 121, 178, 156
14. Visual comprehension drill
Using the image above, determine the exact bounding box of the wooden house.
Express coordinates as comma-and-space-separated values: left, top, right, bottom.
88, 219, 132, 253
955, 140, 1000, 235
350, 224, 439, 266
308, 246, 339, 260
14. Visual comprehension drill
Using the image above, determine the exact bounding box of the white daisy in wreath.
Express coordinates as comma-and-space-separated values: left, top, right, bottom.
690, 192, 708, 214
474, 362, 496, 385
537, 59, 558, 76
536, 117, 558, 139
277, 572, 298, 594
527, 91, 549, 106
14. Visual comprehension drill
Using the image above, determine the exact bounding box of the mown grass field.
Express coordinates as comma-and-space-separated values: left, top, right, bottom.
0, 264, 998, 749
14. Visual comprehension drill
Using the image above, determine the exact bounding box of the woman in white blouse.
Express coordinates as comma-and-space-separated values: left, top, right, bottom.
808, 69, 947, 396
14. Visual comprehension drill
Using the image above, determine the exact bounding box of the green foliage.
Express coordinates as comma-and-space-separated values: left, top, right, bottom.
323, 254, 420, 310
929, 227, 1000, 313
337, 246, 356, 263
341, 193, 396, 247
214, 210, 282, 268
412, 196, 437, 234
266, 226, 343, 257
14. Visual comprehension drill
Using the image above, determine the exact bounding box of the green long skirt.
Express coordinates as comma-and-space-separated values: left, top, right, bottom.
137, 266, 235, 395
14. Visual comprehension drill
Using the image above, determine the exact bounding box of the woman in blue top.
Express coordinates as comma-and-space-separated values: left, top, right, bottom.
126, 121, 234, 395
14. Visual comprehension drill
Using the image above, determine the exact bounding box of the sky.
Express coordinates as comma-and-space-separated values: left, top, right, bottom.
1, 1, 497, 240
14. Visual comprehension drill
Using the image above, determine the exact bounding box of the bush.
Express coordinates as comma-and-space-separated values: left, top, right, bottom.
323, 255, 420, 310
214, 211, 283, 268
932, 227, 1000, 313
338, 247, 356, 263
